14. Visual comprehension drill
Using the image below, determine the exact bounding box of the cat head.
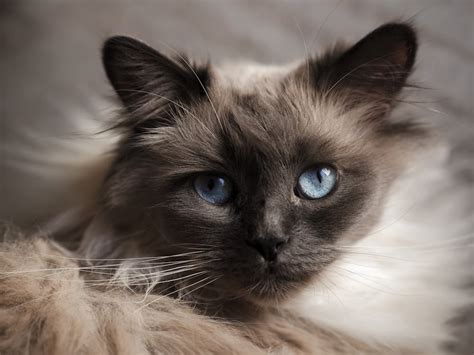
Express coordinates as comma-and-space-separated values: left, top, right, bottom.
88, 23, 425, 303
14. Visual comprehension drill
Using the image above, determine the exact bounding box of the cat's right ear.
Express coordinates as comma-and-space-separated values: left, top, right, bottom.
102, 36, 210, 126
306, 23, 417, 113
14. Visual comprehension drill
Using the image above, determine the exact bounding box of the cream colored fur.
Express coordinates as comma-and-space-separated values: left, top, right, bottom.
1, 236, 406, 354
290, 143, 473, 354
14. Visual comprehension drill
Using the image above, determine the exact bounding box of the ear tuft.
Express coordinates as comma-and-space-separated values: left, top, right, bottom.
102, 36, 210, 128
313, 22, 418, 105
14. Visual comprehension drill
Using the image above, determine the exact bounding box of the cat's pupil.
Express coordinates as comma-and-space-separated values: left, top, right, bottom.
207, 179, 215, 191
316, 171, 323, 183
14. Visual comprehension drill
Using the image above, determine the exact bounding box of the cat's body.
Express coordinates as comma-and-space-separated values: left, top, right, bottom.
0, 23, 472, 354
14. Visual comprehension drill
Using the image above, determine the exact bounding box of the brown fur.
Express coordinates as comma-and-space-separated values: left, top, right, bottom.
1, 235, 421, 354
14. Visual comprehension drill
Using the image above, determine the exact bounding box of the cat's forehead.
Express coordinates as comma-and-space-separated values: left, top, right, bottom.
153, 65, 377, 179
193, 65, 308, 159
204, 64, 376, 153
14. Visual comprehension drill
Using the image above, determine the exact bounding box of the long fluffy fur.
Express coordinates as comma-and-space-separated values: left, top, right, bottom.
2, 234, 437, 354
0, 236, 262, 354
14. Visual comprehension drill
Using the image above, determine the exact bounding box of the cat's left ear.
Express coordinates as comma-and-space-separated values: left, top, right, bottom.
102, 36, 210, 126
312, 22, 417, 108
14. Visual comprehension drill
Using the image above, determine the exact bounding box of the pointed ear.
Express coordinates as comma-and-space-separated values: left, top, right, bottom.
315, 23, 417, 106
102, 36, 210, 126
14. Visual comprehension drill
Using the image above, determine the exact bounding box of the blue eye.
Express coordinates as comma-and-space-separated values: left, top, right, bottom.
296, 165, 337, 199
194, 174, 233, 205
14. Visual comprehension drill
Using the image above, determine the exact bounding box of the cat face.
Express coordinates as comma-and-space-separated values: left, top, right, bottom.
95, 23, 424, 302
149, 97, 376, 300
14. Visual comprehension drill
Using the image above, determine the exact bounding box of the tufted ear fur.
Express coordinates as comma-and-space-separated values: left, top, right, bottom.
312, 23, 417, 110
102, 36, 211, 129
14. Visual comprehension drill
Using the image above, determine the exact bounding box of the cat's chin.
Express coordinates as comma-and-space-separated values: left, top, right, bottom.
233, 266, 315, 306
240, 278, 307, 306
189, 265, 313, 308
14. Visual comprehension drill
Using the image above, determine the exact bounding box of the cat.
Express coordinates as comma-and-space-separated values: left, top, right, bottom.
0, 22, 471, 354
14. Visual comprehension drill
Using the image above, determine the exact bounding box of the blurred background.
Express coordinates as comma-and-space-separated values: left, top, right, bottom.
0, 1, 472, 353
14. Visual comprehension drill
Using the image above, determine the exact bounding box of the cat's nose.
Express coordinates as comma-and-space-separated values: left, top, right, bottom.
247, 235, 288, 262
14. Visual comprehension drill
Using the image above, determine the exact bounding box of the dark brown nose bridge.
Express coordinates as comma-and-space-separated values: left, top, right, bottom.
246, 202, 289, 262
